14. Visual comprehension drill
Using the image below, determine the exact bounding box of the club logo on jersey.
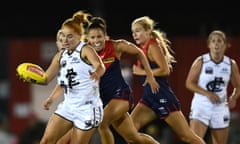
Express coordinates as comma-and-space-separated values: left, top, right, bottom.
220, 67, 229, 74
206, 77, 225, 92
159, 98, 167, 103
61, 60, 67, 67
66, 68, 80, 88
85, 120, 93, 128
223, 115, 230, 123
205, 66, 213, 74
70, 57, 80, 64
158, 107, 168, 115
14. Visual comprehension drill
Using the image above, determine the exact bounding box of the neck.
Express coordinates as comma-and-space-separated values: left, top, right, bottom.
211, 54, 223, 63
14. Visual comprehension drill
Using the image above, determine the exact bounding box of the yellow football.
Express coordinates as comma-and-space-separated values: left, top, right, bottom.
16, 62, 47, 84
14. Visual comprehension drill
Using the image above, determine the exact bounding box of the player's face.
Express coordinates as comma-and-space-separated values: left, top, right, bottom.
61, 26, 81, 51
208, 34, 226, 58
56, 31, 64, 51
131, 23, 150, 46
87, 28, 105, 52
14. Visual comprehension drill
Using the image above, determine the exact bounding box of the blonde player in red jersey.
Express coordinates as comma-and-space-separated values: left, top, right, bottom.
130, 16, 206, 144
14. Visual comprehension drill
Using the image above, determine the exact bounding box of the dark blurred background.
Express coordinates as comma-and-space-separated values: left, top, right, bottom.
1, 0, 240, 144
1, 0, 240, 38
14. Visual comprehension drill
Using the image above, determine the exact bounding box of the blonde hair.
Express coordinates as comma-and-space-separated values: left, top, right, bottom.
132, 16, 176, 67
56, 29, 62, 41
208, 30, 231, 48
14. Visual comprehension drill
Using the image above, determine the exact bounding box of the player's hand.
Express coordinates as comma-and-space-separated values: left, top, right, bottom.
16, 73, 30, 83
89, 70, 100, 81
228, 96, 237, 109
132, 65, 142, 75
133, 64, 160, 94
206, 92, 221, 104
43, 97, 53, 110
143, 75, 160, 94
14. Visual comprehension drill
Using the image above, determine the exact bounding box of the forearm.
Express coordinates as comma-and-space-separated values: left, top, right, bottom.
134, 67, 169, 77
48, 84, 64, 100
186, 82, 209, 96
95, 64, 105, 77
138, 55, 154, 77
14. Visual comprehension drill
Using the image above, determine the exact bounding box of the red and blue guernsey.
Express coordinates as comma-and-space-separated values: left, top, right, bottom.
98, 40, 134, 109
138, 38, 181, 119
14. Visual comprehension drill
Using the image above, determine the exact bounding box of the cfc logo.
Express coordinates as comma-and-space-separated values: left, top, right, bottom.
206, 77, 225, 92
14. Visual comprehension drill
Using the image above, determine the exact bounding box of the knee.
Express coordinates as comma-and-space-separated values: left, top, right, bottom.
98, 121, 111, 130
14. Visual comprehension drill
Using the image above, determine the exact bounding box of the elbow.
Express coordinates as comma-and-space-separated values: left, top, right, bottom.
102, 68, 106, 76
100, 65, 106, 76
162, 68, 170, 76
185, 82, 189, 90
165, 69, 171, 76
185, 81, 192, 91
102, 64, 106, 73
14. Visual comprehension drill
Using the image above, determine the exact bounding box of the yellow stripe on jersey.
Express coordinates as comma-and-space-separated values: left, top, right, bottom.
103, 57, 115, 63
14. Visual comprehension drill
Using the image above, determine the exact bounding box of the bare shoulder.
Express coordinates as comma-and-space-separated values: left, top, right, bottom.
114, 39, 128, 43
230, 58, 240, 70
195, 55, 203, 62
83, 44, 94, 51
230, 58, 237, 65
114, 39, 136, 50
81, 44, 96, 56
191, 55, 203, 67
148, 42, 162, 53
114, 39, 131, 46
53, 50, 63, 61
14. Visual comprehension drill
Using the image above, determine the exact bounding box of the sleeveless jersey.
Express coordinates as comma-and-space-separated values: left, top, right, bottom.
56, 48, 66, 85
191, 53, 232, 108
189, 53, 231, 128
58, 42, 96, 91
55, 42, 103, 130
98, 40, 133, 108
138, 38, 180, 119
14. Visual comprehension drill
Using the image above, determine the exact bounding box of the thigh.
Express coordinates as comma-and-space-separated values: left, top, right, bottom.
103, 99, 129, 124
130, 103, 156, 130
211, 128, 229, 144
210, 105, 230, 144
112, 113, 137, 138
166, 111, 207, 138
210, 106, 230, 129
74, 104, 103, 130
71, 127, 96, 144
112, 113, 142, 143
42, 114, 72, 143
189, 107, 210, 127
110, 126, 127, 144
57, 128, 72, 144
190, 119, 208, 138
